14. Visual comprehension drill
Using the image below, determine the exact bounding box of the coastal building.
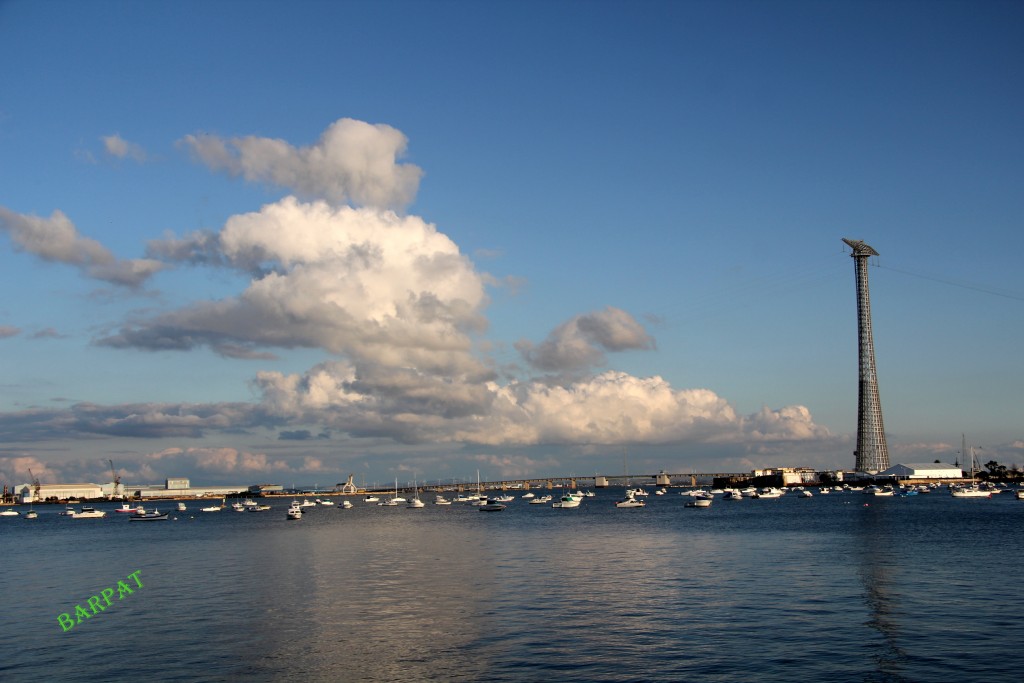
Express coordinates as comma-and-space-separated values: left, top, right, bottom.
16, 482, 104, 503
878, 463, 962, 480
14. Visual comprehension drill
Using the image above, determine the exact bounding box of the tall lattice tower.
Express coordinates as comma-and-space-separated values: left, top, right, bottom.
843, 238, 890, 474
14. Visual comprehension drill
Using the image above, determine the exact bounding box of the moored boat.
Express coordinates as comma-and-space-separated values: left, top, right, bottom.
286, 503, 303, 519
479, 498, 507, 511
129, 508, 169, 521
67, 506, 106, 518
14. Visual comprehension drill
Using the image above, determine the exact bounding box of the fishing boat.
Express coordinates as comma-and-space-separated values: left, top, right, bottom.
201, 499, 225, 512
529, 494, 552, 504
114, 503, 143, 514
129, 508, 169, 521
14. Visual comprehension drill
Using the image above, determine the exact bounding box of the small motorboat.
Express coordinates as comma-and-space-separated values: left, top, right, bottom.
433, 495, 451, 505
129, 509, 169, 521
177, 502, 187, 512
406, 497, 425, 508
231, 502, 246, 512
685, 497, 712, 508
286, 504, 303, 520
0, 508, 20, 516
363, 495, 379, 503
318, 498, 335, 506
201, 499, 225, 512
478, 498, 507, 512
25, 510, 38, 519
521, 492, 535, 499
299, 499, 317, 508
114, 503, 143, 514
529, 495, 552, 505
615, 495, 645, 508
67, 506, 107, 518
552, 494, 581, 509
340, 500, 353, 509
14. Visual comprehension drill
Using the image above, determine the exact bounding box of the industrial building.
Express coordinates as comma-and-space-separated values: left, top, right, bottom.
878, 463, 963, 480
16, 482, 104, 503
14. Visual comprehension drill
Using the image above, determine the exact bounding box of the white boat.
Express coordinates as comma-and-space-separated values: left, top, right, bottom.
529, 495, 552, 504
754, 488, 783, 499
363, 495, 379, 503
231, 502, 246, 512
286, 503, 302, 520
685, 497, 712, 508
201, 499, 225, 512
552, 493, 581, 509
340, 500, 353, 509
177, 502, 187, 512
318, 498, 335, 506
725, 491, 743, 501
299, 499, 316, 508
67, 506, 106, 518
1015, 489, 1024, 500
0, 508, 20, 516
952, 436, 992, 498
407, 482, 425, 508
434, 495, 451, 505
494, 495, 514, 503
797, 490, 813, 498
25, 510, 38, 519
614, 493, 645, 508
521, 492, 535, 499
951, 486, 991, 498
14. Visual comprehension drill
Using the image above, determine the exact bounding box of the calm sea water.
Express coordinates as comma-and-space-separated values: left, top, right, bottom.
2, 488, 1022, 682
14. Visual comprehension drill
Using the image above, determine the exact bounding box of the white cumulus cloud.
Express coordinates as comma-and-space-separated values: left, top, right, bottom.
180, 118, 423, 209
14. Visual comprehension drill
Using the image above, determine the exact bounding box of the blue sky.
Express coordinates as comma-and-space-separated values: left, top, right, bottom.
1, 0, 1021, 488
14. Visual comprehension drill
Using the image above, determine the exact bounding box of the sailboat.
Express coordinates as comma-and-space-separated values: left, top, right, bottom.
407, 481, 425, 508
951, 435, 991, 498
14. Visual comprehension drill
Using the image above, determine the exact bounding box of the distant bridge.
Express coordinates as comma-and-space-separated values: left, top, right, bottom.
358, 472, 753, 495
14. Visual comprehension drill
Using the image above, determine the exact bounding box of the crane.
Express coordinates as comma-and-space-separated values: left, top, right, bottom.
109, 459, 122, 499
28, 468, 41, 502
